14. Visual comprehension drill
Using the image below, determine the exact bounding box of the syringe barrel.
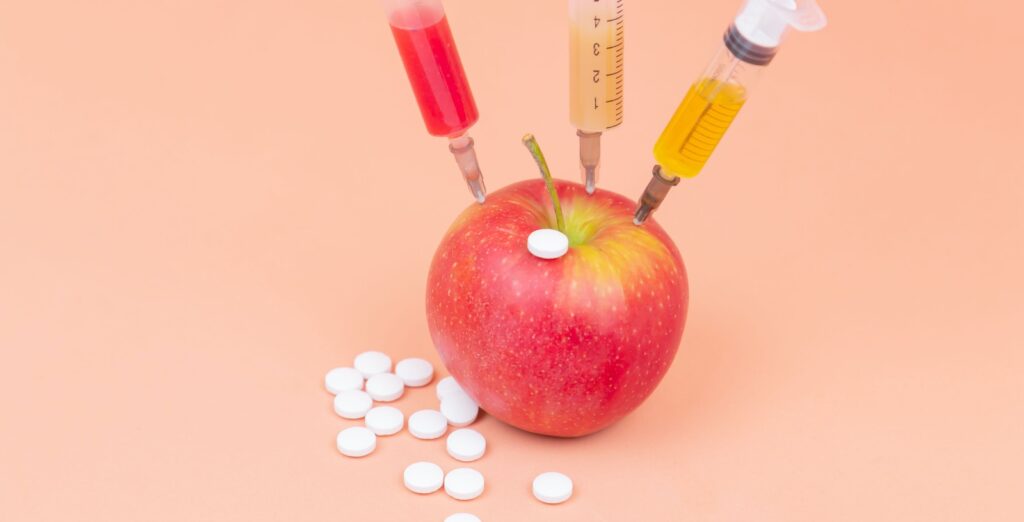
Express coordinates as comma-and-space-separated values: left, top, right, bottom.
652, 41, 766, 180
569, 0, 624, 132
384, 0, 479, 138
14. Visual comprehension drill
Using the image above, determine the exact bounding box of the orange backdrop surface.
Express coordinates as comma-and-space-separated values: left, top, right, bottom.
2, 0, 1022, 520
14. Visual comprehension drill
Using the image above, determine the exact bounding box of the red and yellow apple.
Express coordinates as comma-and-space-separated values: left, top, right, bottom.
426, 178, 688, 437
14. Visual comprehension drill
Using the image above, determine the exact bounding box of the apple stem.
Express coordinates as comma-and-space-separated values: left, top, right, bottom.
522, 134, 565, 233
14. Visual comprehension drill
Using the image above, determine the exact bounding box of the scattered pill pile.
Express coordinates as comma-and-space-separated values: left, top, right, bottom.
325, 351, 574, 520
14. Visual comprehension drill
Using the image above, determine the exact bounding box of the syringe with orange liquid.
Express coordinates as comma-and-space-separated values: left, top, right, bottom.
570, 0, 624, 194
633, 0, 827, 224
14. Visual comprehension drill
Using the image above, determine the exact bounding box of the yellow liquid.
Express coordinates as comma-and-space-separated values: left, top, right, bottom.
569, 0, 624, 132
653, 79, 746, 179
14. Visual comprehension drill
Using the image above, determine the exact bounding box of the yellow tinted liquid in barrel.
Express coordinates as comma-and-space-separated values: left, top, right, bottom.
653, 79, 746, 178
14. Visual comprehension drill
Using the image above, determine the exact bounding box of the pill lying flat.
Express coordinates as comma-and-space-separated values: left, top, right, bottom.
324, 367, 363, 394
527, 228, 569, 260
435, 376, 464, 401
404, 461, 444, 494
354, 351, 392, 378
446, 429, 486, 462
395, 358, 434, 387
336, 427, 376, 457
444, 467, 485, 500
364, 406, 404, 436
444, 514, 481, 522
365, 372, 404, 402
440, 391, 479, 427
532, 472, 573, 504
408, 409, 448, 440
334, 389, 373, 419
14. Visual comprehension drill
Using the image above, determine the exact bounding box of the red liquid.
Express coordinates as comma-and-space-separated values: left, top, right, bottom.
391, 15, 479, 137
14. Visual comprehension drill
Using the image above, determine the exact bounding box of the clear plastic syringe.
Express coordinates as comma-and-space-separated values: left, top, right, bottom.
633, 0, 826, 224
383, 0, 487, 203
570, 0, 624, 194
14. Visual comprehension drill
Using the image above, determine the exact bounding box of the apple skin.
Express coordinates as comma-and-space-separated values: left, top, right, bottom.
426, 179, 688, 437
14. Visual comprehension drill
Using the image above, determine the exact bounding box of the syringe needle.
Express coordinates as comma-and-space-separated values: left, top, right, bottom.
449, 135, 487, 204
633, 166, 680, 225
577, 130, 601, 195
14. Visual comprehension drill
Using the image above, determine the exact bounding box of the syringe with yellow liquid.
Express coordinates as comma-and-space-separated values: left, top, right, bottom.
633, 0, 827, 224
570, 0, 624, 194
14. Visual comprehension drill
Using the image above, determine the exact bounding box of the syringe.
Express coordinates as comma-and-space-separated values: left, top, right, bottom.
570, 0, 624, 194
633, 0, 826, 224
383, 0, 487, 203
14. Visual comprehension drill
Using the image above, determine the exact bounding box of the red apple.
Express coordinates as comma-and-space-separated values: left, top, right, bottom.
426, 177, 688, 437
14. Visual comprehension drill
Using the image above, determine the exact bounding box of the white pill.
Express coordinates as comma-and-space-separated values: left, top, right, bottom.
403, 461, 444, 494
445, 514, 481, 522
324, 367, 363, 394
333, 389, 373, 419
336, 427, 376, 457
408, 409, 448, 440
364, 406, 404, 436
365, 372, 404, 402
436, 376, 464, 401
446, 429, 486, 462
532, 472, 573, 504
444, 467, 485, 500
527, 228, 569, 260
441, 391, 479, 427
354, 351, 392, 378
395, 358, 434, 387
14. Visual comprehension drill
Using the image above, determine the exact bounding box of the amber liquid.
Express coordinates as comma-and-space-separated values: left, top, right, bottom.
653, 79, 746, 178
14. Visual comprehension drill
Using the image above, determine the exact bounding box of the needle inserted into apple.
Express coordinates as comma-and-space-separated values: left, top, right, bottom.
522, 135, 571, 260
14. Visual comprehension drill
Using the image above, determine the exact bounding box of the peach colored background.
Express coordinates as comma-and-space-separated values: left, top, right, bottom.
2, 0, 1022, 520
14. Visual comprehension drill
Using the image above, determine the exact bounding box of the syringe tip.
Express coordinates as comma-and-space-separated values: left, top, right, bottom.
450, 134, 487, 204
633, 203, 653, 225
584, 166, 597, 195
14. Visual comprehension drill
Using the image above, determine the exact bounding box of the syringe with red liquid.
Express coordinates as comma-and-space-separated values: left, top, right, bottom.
383, 0, 486, 203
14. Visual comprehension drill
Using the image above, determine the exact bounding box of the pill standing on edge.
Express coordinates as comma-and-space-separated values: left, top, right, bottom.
336, 426, 376, 457
365, 372, 404, 402
445, 514, 482, 522
324, 367, 363, 394
435, 376, 464, 401
364, 406, 404, 436
395, 358, 435, 387
354, 351, 392, 378
404, 461, 445, 494
446, 429, 486, 462
408, 409, 448, 440
440, 391, 479, 427
532, 472, 573, 504
444, 467, 485, 500
334, 389, 373, 419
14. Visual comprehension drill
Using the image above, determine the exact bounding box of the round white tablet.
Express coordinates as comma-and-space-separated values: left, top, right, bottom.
444, 467, 485, 500
403, 461, 444, 494
440, 391, 479, 427
333, 389, 373, 419
395, 358, 434, 387
324, 367, 363, 394
365, 372, 404, 402
364, 406, 404, 436
444, 514, 481, 522
435, 376, 464, 401
336, 427, 376, 457
354, 351, 392, 378
532, 472, 573, 504
446, 429, 486, 462
408, 409, 448, 440
527, 228, 569, 260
